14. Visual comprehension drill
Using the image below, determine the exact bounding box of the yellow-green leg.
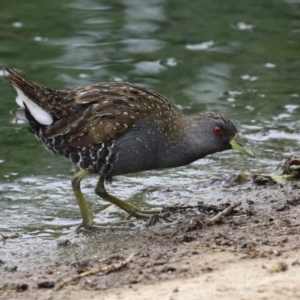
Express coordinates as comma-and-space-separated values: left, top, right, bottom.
72, 172, 160, 231
95, 177, 160, 218
71, 170, 100, 231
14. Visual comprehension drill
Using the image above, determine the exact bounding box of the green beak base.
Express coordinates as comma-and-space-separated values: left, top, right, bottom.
230, 134, 255, 158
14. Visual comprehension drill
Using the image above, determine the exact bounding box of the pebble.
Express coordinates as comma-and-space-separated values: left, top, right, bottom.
4, 265, 18, 272
37, 279, 55, 289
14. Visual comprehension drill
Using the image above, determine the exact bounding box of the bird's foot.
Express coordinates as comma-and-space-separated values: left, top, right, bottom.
75, 208, 161, 232
127, 208, 161, 220
75, 221, 104, 232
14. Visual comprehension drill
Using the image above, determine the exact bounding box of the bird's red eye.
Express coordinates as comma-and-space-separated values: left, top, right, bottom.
213, 126, 223, 135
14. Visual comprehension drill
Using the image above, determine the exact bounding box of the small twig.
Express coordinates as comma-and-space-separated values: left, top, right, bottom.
209, 201, 241, 223
55, 252, 134, 290
289, 223, 300, 227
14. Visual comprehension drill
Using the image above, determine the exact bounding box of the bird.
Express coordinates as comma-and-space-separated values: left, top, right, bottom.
5, 67, 254, 230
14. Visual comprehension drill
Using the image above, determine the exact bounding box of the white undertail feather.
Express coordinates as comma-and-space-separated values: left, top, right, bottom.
13, 86, 53, 125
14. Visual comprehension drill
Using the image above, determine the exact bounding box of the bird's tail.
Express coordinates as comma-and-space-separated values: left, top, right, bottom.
6, 67, 54, 125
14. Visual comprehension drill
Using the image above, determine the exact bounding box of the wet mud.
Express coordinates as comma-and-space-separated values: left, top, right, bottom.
1, 176, 300, 299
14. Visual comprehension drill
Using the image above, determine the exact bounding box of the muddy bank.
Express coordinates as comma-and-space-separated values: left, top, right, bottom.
0, 178, 300, 299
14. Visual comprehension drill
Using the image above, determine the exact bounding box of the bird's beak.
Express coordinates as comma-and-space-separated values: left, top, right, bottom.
230, 133, 255, 158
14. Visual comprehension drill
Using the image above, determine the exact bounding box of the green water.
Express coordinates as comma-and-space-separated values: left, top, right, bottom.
0, 0, 299, 246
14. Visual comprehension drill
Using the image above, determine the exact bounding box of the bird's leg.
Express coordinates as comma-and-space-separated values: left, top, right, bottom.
95, 177, 160, 219
71, 170, 101, 231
